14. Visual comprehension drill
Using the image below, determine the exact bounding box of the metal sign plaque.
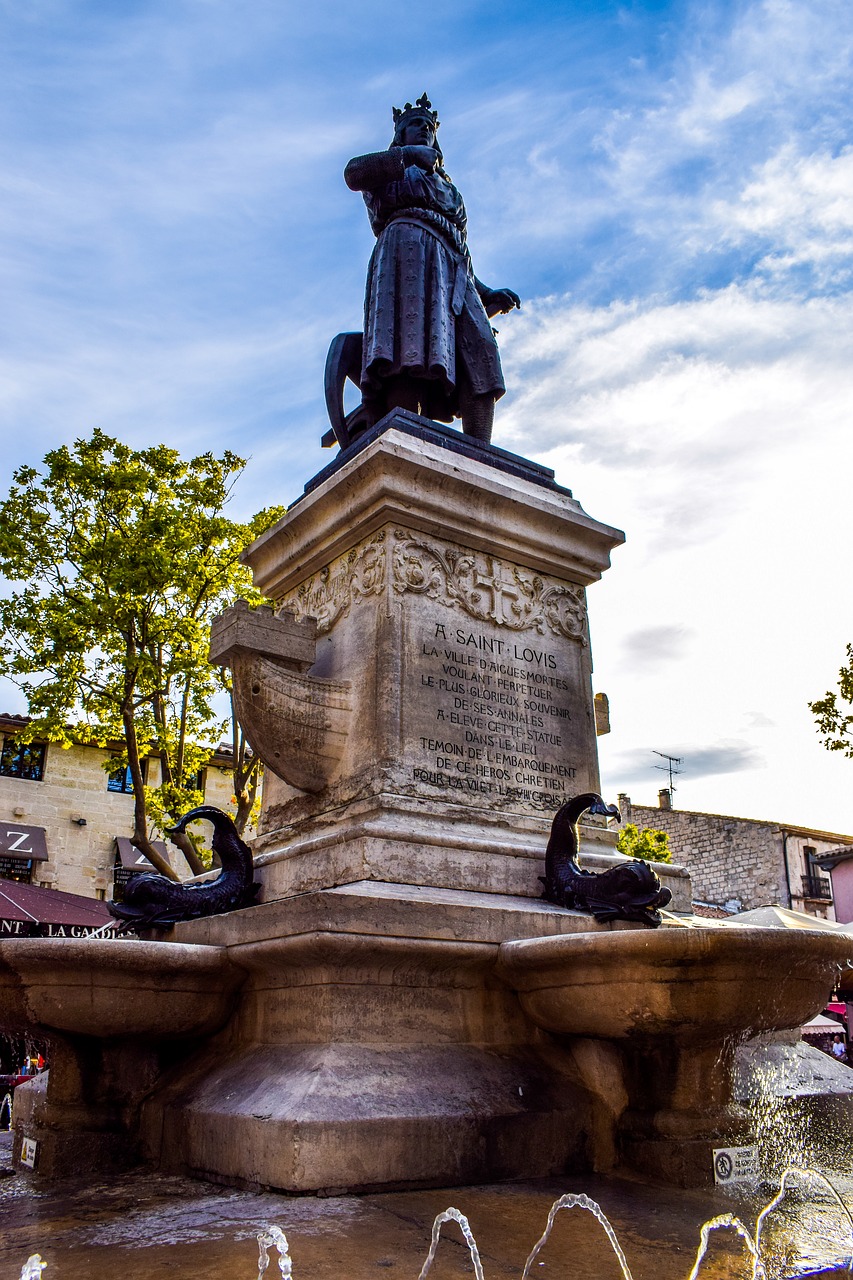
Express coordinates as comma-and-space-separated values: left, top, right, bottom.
713, 1145, 759, 1184
20, 1137, 37, 1169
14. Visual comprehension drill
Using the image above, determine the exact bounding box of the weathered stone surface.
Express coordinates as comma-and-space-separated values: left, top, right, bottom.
8, 885, 853, 1191
0, 938, 243, 1040
210, 600, 353, 794
496, 926, 853, 1041
229, 649, 352, 793
263, 523, 600, 826
235, 416, 637, 900
497, 924, 853, 1187
247, 414, 624, 597
147, 1043, 592, 1193
209, 600, 318, 671
170, 879, 645, 949
248, 803, 691, 908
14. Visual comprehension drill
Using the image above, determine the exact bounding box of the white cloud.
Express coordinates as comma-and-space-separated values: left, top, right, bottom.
488, 276, 853, 832
614, 740, 764, 785
714, 144, 853, 285
497, 286, 853, 552
622, 625, 694, 671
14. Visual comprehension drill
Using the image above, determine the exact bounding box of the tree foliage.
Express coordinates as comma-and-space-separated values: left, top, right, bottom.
616, 822, 672, 863
810, 644, 853, 759
0, 430, 281, 880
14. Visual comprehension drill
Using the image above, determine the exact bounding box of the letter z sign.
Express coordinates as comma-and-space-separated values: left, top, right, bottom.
3, 829, 34, 854
0, 823, 48, 860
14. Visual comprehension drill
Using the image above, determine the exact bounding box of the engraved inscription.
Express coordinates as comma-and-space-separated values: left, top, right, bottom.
408, 617, 586, 812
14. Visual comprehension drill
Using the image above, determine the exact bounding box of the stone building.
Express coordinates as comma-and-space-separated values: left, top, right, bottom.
0, 713, 244, 900
618, 789, 853, 919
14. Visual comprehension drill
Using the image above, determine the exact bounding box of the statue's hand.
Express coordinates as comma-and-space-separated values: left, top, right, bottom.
482, 288, 521, 318
401, 145, 439, 172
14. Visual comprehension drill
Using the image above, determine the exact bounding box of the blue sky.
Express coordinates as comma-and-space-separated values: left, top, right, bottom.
2, 0, 852, 832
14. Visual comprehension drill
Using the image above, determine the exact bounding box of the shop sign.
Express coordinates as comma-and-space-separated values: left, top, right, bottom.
0, 919, 119, 939
713, 1145, 759, 1184
0, 855, 33, 879
39, 922, 119, 938
0, 919, 36, 937
0, 824, 48, 860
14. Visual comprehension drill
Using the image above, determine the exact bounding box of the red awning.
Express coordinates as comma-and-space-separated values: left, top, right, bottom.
0, 880, 117, 937
827, 1002, 847, 1016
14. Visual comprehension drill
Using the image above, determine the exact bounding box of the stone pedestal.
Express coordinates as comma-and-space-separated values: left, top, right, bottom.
135, 416, 687, 1192
242, 412, 691, 906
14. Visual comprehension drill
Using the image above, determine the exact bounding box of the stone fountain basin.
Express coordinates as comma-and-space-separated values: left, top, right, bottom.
497, 926, 853, 1042
0, 939, 245, 1040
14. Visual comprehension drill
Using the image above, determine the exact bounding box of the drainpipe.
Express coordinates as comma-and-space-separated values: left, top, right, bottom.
782, 829, 793, 908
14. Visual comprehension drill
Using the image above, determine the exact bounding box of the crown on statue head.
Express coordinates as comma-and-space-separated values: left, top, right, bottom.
392, 93, 439, 131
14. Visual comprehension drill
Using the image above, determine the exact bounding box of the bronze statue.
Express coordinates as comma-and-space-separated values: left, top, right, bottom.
109, 806, 260, 931
540, 793, 672, 928
328, 94, 520, 447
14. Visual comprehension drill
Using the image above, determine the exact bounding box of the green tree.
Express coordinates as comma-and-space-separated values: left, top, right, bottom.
616, 822, 672, 864
0, 430, 281, 880
810, 644, 853, 758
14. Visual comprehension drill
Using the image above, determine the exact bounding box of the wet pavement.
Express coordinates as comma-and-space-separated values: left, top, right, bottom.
1, 1153, 852, 1280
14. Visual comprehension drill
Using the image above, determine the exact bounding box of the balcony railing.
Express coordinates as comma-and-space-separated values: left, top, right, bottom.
802, 873, 832, 901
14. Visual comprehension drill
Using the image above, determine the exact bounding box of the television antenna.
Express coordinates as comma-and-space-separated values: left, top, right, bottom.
652, 750, 683, 795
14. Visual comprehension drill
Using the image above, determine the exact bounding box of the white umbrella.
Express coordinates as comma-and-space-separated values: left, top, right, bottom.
802, 1013, 845, 1036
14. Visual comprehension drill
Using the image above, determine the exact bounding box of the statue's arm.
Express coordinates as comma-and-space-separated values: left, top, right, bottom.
474, 276, 522, 319
344, 146, 438, 192
344, 151, 405, 192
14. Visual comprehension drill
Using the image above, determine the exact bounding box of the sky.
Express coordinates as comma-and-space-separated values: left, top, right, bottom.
1, 0, 852, 833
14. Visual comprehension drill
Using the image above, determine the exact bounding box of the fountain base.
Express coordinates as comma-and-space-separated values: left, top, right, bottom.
7, 886, 852, 1192
3, 419, 852, 1195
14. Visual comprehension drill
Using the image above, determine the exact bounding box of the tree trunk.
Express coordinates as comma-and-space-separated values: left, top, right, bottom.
166, 826, 206, 877
122, 706, 181, 882
230, 700, 260, 837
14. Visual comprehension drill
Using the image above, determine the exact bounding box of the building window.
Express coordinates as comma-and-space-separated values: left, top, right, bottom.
802, 846, 832, 901
0, 739, 46, 782
107, 760, 148, 794
0, 855, 33, 884
802, 873, 832, 901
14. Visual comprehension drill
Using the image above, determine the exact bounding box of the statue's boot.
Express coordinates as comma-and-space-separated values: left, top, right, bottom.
460, 390, 494, 444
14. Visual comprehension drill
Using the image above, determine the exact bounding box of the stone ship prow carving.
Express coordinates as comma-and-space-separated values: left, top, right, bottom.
209, 600, 352, 793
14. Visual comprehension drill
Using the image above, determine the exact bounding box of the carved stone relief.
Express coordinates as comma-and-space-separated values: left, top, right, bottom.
278, 531, 386, 634
392, 531, 588, 645
278, 527, 588, 646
